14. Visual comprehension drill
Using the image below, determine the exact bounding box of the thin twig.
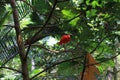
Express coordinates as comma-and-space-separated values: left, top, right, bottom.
30, 54, 84, 80
30, 44, 73, 53
64, 14, 80, 24
90, 35, 110, 54
24, 13, 81, 46
0, 66, 22, 73
87, 53, 120, 67
25, 0, 58, 58
30, 50, 120, 80
81, 54, 87, 80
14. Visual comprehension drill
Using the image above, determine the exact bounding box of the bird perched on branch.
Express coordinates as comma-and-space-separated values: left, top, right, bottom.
59, 34, 71, 45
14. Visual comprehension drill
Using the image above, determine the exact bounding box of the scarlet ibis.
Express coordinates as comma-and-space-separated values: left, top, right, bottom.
59, 34, 70, 45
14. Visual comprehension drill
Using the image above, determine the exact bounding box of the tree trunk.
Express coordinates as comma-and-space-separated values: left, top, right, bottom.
21, 59, 29, 80
10, 0, 29, 80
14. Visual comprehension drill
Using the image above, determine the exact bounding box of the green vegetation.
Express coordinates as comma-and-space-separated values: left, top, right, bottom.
0, 0, 120, 80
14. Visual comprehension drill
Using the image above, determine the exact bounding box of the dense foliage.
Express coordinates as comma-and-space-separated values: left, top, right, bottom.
0, 0, 120, 80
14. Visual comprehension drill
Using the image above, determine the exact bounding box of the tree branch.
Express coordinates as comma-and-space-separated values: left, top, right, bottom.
87, 53, 120, 67
90, 35, 110, 54
81, 54, 87, 80
10, 0, 29, 79
30, 54, 85, 80
63, 14, 81, 24
30, 52, 120, 80
0, 66, 22, 73
29, 44, 73, 53
25, 0, 58, 58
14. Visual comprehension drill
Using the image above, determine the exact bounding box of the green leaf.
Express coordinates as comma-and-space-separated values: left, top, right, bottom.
97, 66, 103, 73
70, 17, 79, 26
30, 69, 46, 77
58, 62, 78, 76
62, 9, 75, 19
98, 59, 115, 72
33, 0, 50, 13
106, 60, 115, 67
0, 10, 12, 27
86, 9, 97, 18
62, 9, 79, 26
91, 1, 100, 8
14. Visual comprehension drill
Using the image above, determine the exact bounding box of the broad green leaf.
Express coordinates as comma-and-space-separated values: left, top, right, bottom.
62, 9, 79, 26
62, 9, 75, 19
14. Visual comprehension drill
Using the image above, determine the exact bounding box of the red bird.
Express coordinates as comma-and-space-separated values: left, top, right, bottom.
59, 34, 70, 45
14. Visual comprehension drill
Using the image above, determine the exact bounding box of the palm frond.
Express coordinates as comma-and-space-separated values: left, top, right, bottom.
0, 27, 18, 66
16, 0, 33, 21
0, 2, 6, 27
0, 2, 6, 17
0, 11, 12, 28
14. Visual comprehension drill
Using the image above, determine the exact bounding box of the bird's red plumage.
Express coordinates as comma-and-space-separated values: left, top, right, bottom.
59, 34, 70, 45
